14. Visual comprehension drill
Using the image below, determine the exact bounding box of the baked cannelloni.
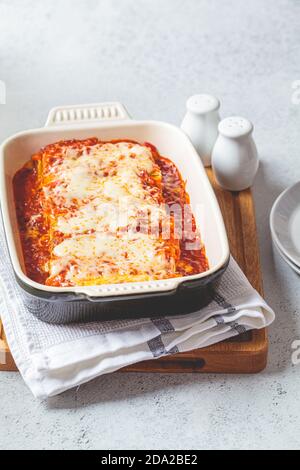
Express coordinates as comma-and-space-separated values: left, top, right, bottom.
13, 138, 208, 286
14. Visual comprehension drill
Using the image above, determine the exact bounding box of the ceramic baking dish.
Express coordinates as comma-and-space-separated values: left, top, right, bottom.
0, 102, 230, 323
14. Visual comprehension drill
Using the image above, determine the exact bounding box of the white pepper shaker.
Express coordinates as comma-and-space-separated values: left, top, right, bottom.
211, 116, 259, 191
181, 94, 221, 167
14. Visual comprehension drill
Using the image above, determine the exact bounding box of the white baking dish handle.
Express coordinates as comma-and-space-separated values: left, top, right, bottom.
45, 102, 131, 127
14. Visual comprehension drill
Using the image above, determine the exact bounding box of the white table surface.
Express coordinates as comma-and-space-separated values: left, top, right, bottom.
1, 0, 300, 450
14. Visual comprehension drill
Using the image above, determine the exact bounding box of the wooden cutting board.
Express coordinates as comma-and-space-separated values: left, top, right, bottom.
0, 168, 267, 373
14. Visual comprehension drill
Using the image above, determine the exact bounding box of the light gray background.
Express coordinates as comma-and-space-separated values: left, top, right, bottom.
0, 0, 300, 450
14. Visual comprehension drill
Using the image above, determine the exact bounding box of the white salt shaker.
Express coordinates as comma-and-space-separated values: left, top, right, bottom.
211, 116, 259, 191
181, 94, 221, 167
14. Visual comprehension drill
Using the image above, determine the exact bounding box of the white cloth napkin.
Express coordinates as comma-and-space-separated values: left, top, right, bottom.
0, 225, 275, 399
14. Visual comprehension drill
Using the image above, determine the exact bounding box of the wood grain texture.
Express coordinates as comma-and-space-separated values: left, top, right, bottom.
0, 168, 267, 373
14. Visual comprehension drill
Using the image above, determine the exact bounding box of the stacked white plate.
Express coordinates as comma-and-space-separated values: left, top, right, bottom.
270, 181, 300, 275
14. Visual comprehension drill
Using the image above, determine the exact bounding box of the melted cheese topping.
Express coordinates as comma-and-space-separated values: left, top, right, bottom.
43, 142, 160, 206
50, 233, 175, 285
38, 141, 178, 286
14, 138, 209, 287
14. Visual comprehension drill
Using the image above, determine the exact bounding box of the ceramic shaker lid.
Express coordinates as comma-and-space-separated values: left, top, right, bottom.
186, 94, 220, 114
218, 116, 253, 138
